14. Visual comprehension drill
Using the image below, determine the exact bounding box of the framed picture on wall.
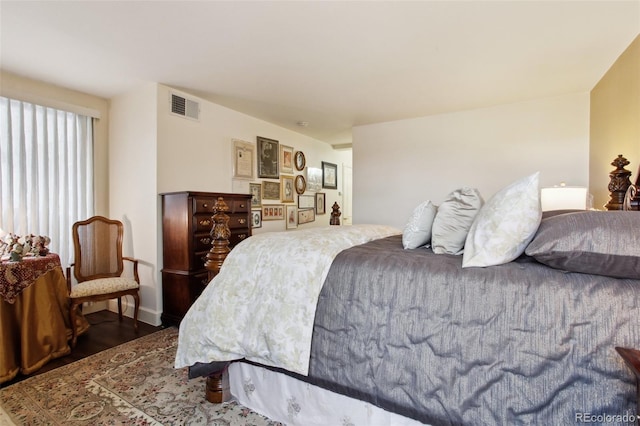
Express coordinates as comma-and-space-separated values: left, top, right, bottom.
280, 175, 295, 203
322, 161, 338, 189
262, 181, 280, 200
257, 136, 279, 179
262, 204, 284, 221
295, 175, 306, 194
280, 145, 294, 174
250, 182, 262, 208
306, 167, 322, 192
316, 192, 326, 215
298, 194, 315, 209
286, 205, 297, 229
251, 210, 262, 229
232, 139, 255, 179
298, 208, 315, 225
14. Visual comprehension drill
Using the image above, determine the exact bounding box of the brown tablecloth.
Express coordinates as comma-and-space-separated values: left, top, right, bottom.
0, 263, 89, 384
1, 254, 63, 304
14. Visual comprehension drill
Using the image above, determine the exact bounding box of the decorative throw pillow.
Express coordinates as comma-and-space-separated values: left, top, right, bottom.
431, 187, 484, 255
462, 172, 542, 268
525, 211, 640, 279
402, 201, 438, 249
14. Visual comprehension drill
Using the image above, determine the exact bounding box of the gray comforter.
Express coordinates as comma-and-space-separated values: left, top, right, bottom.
307, 235, 639, 425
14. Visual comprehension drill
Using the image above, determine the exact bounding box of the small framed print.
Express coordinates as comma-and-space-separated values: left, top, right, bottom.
295, 175, 306, 194
316, 192, 326, 215
250, 182, 262, 208
298, 208, 315, 225
295, 151, 306, 171
322, 161, 338, 189
262, 204, 284, 221
257, 136, 279, 179
286, 205, 297, 229
280, 145, 294, 174
306, 167, 322, 192
251, 209, 262, 229
298, 194, 315, 209
262, 181, 280, 200
232, 139, 255, 180
280, 175, 295, 203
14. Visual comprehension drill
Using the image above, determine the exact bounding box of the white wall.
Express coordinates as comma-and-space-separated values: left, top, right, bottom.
108, 83, 160, 325
108, 83, 351, 325
353, 92, 590, 229
156, 84, 351, 233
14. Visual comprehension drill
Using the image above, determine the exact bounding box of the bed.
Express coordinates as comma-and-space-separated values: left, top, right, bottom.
174, 171, 640, 425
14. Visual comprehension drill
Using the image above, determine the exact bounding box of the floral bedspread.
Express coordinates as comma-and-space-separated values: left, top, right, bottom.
174, 224, 401, 375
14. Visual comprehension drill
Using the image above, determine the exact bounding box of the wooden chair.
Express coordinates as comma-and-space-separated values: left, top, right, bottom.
66, 216, 140, 347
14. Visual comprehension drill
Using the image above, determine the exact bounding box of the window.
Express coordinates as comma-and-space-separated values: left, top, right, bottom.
0, 96, 94, 266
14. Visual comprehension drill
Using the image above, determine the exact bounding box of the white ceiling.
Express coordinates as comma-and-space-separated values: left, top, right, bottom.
1, 1, 639, 146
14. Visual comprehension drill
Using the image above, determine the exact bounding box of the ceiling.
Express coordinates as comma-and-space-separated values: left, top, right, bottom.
1, 1, 639, 146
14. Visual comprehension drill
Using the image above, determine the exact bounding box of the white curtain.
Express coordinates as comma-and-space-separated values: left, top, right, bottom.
0, 96, 94, 267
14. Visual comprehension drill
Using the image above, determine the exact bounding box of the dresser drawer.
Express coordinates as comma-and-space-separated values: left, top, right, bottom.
229, 199, 249, 213
193, 233, 213, 252
194, 213, 248, 232
194, 197, 250, 214
228, 213, 249, 229
193, 250, 209, 271
193, 197, 217, 213
230, 229, 250, 246
193, 214, 213, 232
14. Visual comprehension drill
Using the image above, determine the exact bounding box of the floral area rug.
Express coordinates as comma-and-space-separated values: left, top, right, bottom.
0, 327, 283, 425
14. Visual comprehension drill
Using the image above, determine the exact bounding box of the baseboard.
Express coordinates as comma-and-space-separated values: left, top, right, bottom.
106, 299, 162, 327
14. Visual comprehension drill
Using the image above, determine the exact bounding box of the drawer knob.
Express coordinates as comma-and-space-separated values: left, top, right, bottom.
239, 203, 245, 208
203, 203, 209, 209
238, 218, 246, 224
200, 237, 211, 245
238, 234, 247, 240
199, 219, 212, 227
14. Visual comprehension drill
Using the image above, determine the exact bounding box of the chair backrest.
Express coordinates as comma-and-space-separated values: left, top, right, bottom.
72, 216, 124, 283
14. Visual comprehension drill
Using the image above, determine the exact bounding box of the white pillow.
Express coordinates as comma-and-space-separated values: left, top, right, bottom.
402, 201, 437, 249
431, 188, 484, 255
462, 172, 542, 268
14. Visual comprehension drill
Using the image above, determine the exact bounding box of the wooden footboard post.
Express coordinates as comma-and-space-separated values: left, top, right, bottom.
203, 197, 233, 404
205, 197, 231, 281
615, 347, 640, 413
206, 368, 231, 404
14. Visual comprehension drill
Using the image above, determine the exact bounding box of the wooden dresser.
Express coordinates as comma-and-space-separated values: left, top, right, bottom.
160, 191, 251, 325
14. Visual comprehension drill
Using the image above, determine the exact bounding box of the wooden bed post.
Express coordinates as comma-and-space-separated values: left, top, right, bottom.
624, 164, 640, 211
204, 197, 231, 281
615, 347, 640, 414
204, 197, 232, 404
330, 202, 341, 225
206, 367, 231, 404
605, 155, 633, 211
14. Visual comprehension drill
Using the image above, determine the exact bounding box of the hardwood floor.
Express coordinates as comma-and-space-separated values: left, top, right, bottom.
1, 310, 164, 388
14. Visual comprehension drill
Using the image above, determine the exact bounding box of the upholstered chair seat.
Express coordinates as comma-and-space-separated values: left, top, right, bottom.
70, 277, 139, 298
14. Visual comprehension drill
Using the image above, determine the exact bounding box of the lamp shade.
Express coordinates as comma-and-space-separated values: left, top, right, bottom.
540, 187, 588, 211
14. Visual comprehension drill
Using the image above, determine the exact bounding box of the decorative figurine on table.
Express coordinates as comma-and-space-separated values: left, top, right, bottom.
1, 233, 51, 261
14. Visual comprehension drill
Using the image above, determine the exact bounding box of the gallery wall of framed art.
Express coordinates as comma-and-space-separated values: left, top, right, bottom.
230, 135, 351, 233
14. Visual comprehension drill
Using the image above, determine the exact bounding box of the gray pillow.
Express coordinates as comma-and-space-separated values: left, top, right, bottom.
402, 200, 438, 249
431, 187, 484, 255
525, 211, 640, 279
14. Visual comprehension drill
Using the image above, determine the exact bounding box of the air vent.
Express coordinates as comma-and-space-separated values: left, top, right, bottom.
170, 93, 200, 121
